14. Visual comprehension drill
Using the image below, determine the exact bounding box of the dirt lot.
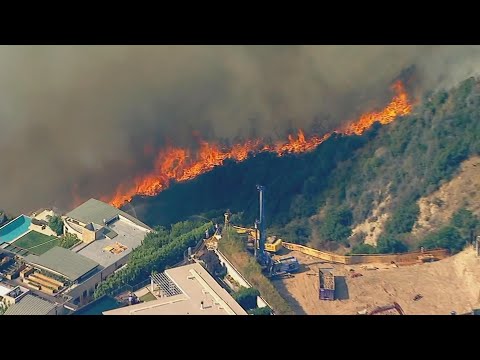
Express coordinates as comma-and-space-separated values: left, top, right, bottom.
272, 247, 480, 315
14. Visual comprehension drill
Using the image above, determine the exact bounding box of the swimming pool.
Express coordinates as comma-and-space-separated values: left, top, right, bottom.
0, 215, 32, 244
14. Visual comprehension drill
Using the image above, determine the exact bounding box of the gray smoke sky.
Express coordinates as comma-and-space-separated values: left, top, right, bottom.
1, 45, 480, 214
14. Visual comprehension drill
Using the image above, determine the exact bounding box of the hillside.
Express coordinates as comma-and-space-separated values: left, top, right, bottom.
128, 77, 480, 254
412, 155, 480, 239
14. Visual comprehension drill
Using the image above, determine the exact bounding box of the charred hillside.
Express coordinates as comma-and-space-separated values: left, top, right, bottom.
128, 77, 480, 253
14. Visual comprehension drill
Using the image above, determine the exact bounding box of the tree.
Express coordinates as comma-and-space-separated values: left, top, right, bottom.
47, 215, 64, 235
421, 226, 465, 253
0, 302, 8, 315
233, 287, 260, 310
451, 208, 479, 240
60, 233, 79, 249
283, 218, 311, 245
384, 202, 420, 236
377, 235, 408, 254
94, 220, 211, 299
319, 207, 353, 243
248, 306, 272, 315
350, 243, 377, 254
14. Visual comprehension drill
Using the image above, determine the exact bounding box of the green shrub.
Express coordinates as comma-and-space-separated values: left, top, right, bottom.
349, 243, 377, 254
233, 287, 260, 310
376, 235, 408, 254
94, 220, 211, 299
319, 206, 353, 243
248, 306, 272, 315
47, 215, 64, 236
421, 226, 465, 253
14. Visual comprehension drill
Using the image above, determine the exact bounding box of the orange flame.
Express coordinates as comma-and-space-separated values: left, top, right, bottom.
103, 81, 412, 208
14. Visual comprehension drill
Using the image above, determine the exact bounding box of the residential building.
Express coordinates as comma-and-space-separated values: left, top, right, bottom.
103, 262, 247, 315
15, 198, 151, 309
4, 294, 58, 315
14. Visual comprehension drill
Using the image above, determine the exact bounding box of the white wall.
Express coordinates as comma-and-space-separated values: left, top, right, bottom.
215, 249, 272, 310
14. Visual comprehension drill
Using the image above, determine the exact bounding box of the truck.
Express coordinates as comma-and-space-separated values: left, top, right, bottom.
319, 269, 335, 301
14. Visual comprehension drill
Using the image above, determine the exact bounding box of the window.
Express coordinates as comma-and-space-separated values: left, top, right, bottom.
82, 290, 88, 299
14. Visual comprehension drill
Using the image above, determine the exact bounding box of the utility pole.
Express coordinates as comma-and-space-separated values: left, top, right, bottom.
224, 210, 231, 244
476, 236, 480, 257
254, 220, 259, 258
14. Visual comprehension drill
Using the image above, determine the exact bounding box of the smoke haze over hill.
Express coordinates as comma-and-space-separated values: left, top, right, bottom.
1, 45, 480, 213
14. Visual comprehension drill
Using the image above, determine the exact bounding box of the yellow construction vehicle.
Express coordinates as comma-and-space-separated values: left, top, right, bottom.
248, 229, 283, 253
232, 226, 283, 253
264, 236, 283, 253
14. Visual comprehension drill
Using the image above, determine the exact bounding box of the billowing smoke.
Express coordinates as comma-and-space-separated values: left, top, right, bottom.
1, 45, 480, 214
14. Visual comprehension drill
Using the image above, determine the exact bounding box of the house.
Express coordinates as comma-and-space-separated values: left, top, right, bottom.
19, 199, 152, 308
103, 263, 247, 315
4, 294, 58, 315
63, 198, 151, 243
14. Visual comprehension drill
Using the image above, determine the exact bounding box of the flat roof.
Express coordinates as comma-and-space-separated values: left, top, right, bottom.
25, 247, 99, 281
76, 217, 149, 268
4, 294, 56, 315
103, 263, 247, 315
0, 284, 12, 297
66, 198, 151, 230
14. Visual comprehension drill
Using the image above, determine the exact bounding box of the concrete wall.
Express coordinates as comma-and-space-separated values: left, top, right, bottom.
63, 219, 84, 241
66, 256, 129, 307
82, 228, 94, 243
215, 249, 272, 310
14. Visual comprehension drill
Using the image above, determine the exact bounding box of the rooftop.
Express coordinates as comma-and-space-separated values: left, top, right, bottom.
25, 247, 99, 282
75, 217, 149, 268
0, 283, 12, 297
103, 263, 247, 315
4, 294, 57, 315
66, 198, 151, 230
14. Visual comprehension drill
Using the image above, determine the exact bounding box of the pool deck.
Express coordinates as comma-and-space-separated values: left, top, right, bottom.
29, 209, 58, 237
0, 211, 58, 246
0, 215, 32, 244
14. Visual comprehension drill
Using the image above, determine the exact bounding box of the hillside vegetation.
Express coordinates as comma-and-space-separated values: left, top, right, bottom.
130, 77, 480, 254
94, 220, 211, 298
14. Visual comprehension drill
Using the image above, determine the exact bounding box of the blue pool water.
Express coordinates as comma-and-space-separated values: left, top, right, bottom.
0, 215, 31, 244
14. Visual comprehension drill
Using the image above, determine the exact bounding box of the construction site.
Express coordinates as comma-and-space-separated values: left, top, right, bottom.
216, 185, 480, 315
271, 246, 480, 315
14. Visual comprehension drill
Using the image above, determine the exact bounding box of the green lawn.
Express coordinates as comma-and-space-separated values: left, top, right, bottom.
13, 231, 61, 255
139, 291, 157, 302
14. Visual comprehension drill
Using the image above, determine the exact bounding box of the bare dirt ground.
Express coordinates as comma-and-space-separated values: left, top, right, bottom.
350, 193, 391, 247
273, 247, 480, 315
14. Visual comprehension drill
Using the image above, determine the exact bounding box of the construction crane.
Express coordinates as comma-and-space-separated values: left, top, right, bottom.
255, 185, 299, 277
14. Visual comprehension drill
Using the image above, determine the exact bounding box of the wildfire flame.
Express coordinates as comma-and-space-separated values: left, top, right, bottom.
102, 81, 412, 208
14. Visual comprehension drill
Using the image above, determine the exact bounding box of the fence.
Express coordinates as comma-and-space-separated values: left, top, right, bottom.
111, 278, 151, 298
282, 242, 449, 265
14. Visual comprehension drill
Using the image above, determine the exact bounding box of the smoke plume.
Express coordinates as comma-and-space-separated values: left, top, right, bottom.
1, 45, 480, 213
